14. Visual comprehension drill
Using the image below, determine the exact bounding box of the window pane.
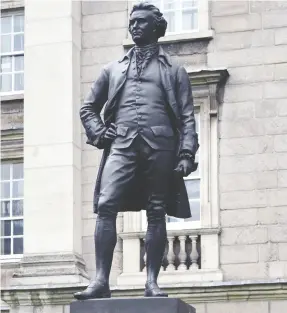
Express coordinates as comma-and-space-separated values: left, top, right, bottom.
14, 73, 24, 91
12, 200, 23, 216
13, 219, 23, 235
183, 0, 198, 9
12, 181, 24, 198
0, 74, 12, 92
167, 216, 178, 223
1, 35, 11, 53
1, 238, 11, 255
164, 0, 176, 10
13, 34, 24, 52
182, 10, 198, 31
1, 201, 10, 217
1, 164, 10, 180
1, 56, 12, 73
185, 179, 200, 199
12, 163, 23, 179
189, 200, 200, 221
13, 237, 23, 254
1, 220, 11, 236
1, 16, 12, 34
1, 182, 10, 198
14, 15, 24, 33
14, 55, 24, 71
164, 12, 175, 32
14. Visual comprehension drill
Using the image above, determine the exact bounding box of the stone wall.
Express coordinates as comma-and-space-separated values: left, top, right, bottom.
203, 300, 287, 313
209, 1, 287, 280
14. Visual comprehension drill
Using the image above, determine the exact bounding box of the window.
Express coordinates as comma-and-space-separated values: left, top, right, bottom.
0, 11, 24, 95
141, 110, 201, 230
167, 111, 200, 229
150, 0, 199, 34
0, 162, 24, 256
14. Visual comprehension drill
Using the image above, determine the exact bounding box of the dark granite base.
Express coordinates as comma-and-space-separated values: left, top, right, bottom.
70, 298, 196, 313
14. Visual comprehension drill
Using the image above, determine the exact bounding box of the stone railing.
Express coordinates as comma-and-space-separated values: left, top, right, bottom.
140, 234, 200, 272
117, 228, 222, 287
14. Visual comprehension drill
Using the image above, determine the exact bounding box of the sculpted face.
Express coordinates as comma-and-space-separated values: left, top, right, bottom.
129, 10, 157, 46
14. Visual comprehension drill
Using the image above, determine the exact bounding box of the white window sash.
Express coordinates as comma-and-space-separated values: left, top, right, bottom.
159, 0, 200, 35
0, 10, 24, 95
0, 163, 24, 257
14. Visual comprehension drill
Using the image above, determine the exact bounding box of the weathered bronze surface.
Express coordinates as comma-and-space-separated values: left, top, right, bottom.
74, 2, 198, 300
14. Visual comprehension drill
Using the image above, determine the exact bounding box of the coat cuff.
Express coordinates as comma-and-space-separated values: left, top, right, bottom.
179, 150, 195, 161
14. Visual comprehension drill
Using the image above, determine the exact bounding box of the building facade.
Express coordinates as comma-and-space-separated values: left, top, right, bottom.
1, 0, 287, 312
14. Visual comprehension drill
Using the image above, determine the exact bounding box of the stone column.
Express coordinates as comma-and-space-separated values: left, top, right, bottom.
12, 0, 88, 286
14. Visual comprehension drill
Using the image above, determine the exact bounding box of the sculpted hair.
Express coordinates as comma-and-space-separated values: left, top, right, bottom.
130, 1, 167, 39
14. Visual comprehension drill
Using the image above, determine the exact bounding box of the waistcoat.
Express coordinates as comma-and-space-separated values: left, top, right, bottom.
113, 52, 175, 151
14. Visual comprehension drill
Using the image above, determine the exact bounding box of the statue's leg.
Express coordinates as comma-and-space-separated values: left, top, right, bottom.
74, 146, 137, 300
142, 144, 174, 297
145, 200, 167, 297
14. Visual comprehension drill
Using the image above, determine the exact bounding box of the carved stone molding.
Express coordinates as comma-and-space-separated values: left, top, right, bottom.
188, 68, 229, 113
1, 129, 24, 159
1, 279, 287, 307
119, 227, 221, 240
10, 252, 89, 288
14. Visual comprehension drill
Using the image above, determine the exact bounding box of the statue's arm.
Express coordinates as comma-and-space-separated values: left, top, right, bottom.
80, 67, 109, 149
176, 66, 199, 156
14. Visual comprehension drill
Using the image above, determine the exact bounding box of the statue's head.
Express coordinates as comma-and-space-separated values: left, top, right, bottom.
129, 1, 167, 46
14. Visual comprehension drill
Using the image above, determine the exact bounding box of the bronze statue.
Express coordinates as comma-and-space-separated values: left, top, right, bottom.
74, 2, 198, 300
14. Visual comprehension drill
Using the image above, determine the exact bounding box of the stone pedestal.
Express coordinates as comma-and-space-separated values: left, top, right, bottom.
70, 298, 196, 313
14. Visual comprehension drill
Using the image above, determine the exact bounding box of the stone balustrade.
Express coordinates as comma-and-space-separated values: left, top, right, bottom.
117, 227, 222, 287
140, 234, 200, 272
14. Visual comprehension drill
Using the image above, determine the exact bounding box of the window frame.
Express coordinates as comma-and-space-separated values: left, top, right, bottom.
0, 129, 24, 262
0, 161, 24, 259
0, 9, 25, 96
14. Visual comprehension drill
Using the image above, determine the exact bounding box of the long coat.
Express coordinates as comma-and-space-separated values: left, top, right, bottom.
80, 46, 199, 219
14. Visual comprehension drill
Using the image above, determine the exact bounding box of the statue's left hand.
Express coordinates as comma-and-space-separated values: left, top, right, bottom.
174, 159, 194, 177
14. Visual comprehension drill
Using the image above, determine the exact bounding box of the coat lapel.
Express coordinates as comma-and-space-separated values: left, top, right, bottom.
103, 60, 130, 125
158, 50, 180, 124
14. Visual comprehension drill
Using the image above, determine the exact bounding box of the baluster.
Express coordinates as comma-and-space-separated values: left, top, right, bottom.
190, 235, 199, 270
142, 239, 147, 272
178, 235, 187, 271
166, 236, 175, 271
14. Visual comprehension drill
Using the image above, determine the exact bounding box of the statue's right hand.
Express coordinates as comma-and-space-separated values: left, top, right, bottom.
104, 123, 117, 141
